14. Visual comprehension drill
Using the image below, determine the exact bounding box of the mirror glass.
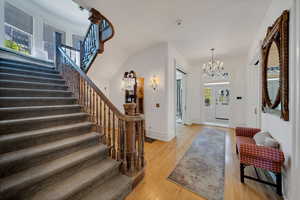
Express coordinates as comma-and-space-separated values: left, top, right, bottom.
266, 42, 280, 105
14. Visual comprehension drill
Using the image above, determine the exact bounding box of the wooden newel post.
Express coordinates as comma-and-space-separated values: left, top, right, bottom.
123, 103, 137, 176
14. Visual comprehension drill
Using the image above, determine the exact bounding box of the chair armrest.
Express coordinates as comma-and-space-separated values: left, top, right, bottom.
240, 143, 285, 163
236, 127, 261, 138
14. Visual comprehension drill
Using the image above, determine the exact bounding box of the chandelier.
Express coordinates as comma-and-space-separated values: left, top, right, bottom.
202, 48, 228, 78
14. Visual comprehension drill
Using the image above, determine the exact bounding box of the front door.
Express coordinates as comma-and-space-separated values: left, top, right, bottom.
203, 83, 230, 126
215, 86, 230, 120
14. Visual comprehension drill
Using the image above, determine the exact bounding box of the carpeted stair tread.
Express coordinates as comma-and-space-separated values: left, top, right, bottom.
0, 87, 72, 97
0, 97, 77, 107
0, 58, 133, 200
0, 133, 100, 171
0, 104, 82, 120
0, 73, 65, 84
0, 72, 63, 82
0, 66, 62, 79
82, 174, 132, 200
0, 96, 76, 101
0, 79, 68, 90
29, 159, 120, 200
0, 104, 81, 113
0, 121, 92, 146
0, 112, 88, 128
0, 144, 107, 196
0, 60, 57, 74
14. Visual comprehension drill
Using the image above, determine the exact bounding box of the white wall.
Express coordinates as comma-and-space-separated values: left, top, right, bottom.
246, 0, 294, 198
109, 42, 191, 141
109, 43, 170, 141
0, 0, 89, 60
189, 54, 248, 128
167, 43, 191, 137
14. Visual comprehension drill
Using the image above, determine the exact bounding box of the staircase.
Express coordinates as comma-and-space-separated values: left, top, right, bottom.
0, 58, 133, 200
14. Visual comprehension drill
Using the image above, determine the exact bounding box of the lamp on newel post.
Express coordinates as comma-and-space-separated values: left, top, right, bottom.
122, 70, 137, 105
122, 70, 137, 175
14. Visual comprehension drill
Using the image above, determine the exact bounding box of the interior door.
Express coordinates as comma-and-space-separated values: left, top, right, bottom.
176, 79, 182, 121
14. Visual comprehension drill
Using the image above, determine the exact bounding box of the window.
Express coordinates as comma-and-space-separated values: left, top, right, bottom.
4, 2, 33, 54
72, 34, 84, 50
43, 24, 66, 60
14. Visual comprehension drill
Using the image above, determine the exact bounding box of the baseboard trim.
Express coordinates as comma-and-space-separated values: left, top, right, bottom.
146, 129, 173, 142
200, 122, 230, 128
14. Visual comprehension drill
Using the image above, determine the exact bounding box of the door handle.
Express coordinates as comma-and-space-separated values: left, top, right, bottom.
254, 108, 257, 115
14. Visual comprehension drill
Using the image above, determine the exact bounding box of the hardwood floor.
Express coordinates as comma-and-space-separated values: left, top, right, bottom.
126, 124, 282, 200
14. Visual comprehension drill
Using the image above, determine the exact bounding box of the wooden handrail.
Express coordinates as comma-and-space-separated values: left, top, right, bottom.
58, 45, 134, 120
98, 10, 115, 43
55, 31, 145, 177
61, 44, 80, 52
80, 8, 115, 72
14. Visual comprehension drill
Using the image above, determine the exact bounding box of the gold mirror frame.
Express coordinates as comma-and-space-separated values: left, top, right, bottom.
261, 10, 289, 121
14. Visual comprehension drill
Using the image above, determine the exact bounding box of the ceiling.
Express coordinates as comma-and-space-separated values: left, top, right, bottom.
35, 0, 272, 80
30, 0, 89, 26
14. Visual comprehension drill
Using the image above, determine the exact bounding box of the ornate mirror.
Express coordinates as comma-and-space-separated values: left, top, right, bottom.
266, 41, 280, 108
262, 10, 289, 121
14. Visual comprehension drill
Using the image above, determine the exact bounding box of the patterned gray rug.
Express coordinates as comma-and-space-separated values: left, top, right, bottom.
168, 128, 226, 200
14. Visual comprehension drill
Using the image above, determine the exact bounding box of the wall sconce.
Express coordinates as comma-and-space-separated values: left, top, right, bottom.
150, 75, 159, 91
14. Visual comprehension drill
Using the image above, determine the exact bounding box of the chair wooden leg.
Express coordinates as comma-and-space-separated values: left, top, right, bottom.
240, 164, 245, 183
276, 173, 282, 196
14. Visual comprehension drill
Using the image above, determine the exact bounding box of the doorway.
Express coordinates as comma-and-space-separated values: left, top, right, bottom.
247, 62, 261, 128
176, 69, 186, 124
203, 82, 230, 127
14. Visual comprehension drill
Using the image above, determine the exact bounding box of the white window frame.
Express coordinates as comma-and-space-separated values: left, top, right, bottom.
4, 22, 33, 54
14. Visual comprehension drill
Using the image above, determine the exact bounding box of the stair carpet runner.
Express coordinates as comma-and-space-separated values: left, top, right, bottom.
0, 58, 132, 200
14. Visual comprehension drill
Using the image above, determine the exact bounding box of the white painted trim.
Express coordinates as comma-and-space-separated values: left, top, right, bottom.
175, 66, 188, 125
0, 0, 4, 47
202, 82, 234, 127
146, 129, 173, 142
0, 0, 88, 60
290, 0, 300, 199
200, 122, 230, 128
203, 82, 230, 86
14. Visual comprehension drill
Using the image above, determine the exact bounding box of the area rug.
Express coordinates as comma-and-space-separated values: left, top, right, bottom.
168, 128, 226, 200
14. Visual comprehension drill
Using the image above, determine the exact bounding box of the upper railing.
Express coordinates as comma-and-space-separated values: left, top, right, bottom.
55, 30, 145, 177
80, 8, 114, 72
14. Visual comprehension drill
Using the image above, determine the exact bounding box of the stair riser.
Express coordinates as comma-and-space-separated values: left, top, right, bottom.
0, 115, 88, 134
0, 124, 93, 154
0, 89, 72, 97
70, 165, 121, 200
113, 185, 132, 200
0, 61, 57, 74
0, 135, 101, 178
0, 80, 68, 91
79, 177, 132, 200
0, 98, 77, 107
19, 150, 109, 200
0, 67, 61, 79
0, 73, 65, 84
0, 107, 81, 120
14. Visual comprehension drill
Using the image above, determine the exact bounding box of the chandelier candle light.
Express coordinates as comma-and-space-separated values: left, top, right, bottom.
202, 48, 228, 78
